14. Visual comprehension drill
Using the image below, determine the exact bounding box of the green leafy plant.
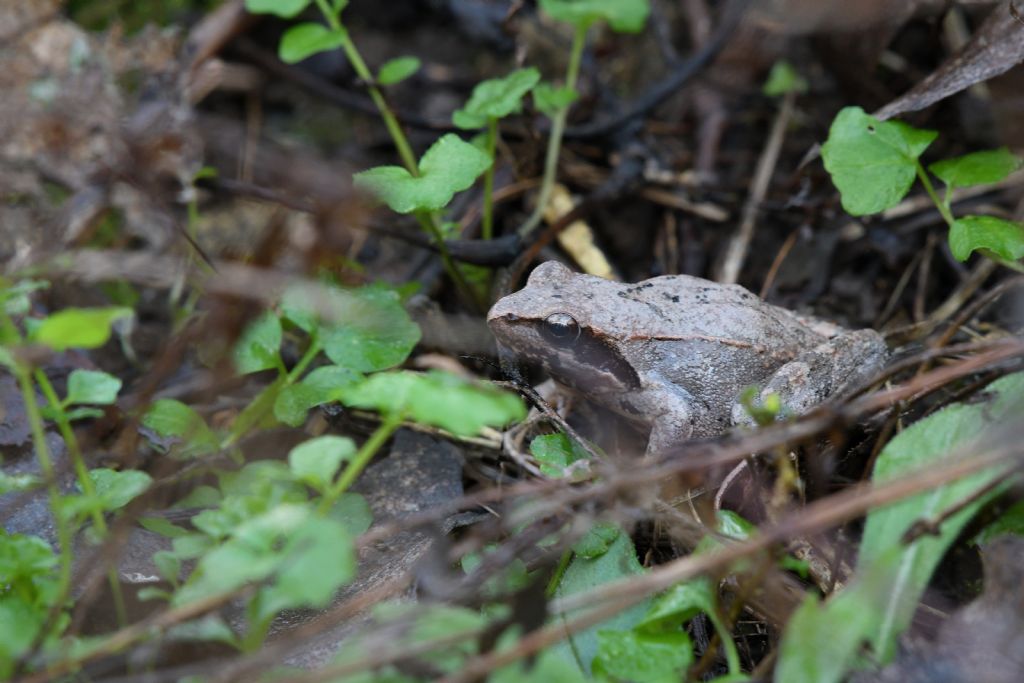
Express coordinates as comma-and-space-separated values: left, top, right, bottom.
243, 0, 482, 300
0, 285, 144, 665
822, 106, 1024, 267
775, 371, 1024, 682
452, 68, 541, 239
515, 0, 651, 238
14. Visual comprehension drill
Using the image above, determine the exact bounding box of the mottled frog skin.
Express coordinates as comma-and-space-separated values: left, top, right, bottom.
487, 261, 887, 453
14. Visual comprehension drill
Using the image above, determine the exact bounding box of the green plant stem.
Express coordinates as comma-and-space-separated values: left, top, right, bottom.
312, 0, 474, 303
517, 23, 588, 237
545, 550, 573, 599
915, 163, 956, 228
14, 366, 74, 637
33, 371, 128, 627
312, 0, 417, 174
318, 413, 402, 514
286, 336, 322, 383
482, 118, 499, 240
222, 337, 323, 450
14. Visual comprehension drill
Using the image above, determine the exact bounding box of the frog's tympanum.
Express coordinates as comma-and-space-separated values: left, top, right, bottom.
487, 261, 888, 454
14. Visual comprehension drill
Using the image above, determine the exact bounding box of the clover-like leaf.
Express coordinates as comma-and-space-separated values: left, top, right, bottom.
530, 433, 590, 479
948, 215, 1024, 262
279, 23, 346, 64
763, 60, 808, 97
245, 0, 313, 19
320, 285, 420, 372
288, 435, 356, 493
340, 370, 525, 435
378, 56, 421, 85
89, 468, 153, 511
233, 311, 282, 374
821, 106, 937, 216
274, 365, 362, 426
452, 68, 541, 130
354, 134, 492, 214
533, 82, 579, 117
65, 369, 121, 406
142, 398, 219, 458
32, 307, 132, 352
593, 630, 693, 683
929, 147, 1023, 189
539, 0, 650, 32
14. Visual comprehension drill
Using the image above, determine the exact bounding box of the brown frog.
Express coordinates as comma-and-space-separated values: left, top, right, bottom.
487, 261, 887, 454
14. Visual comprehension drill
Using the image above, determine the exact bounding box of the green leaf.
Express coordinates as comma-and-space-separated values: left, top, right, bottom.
550, 532, 652, 675
948, 215, 1024, 262
65, 369, 121, 406
288, 435, 356, 493
1, 279, 48, 316
153, 550, 182, 585
638, 577, 742, 674
274, 365, 362, 426
354, 133, 492, 213
821, 106, 937, 216
857, 371, 1024, 662
592, 630, 693, 683
320, 285, 420, 372
60, 407, 104, 421
539, 0, 651, 32
234, 312, 283, 374
175, 503, 355, 628
571, 523, 620, 558
763, 60, 808, 97
0, 532, 62, 677
341, 370, 526, 435
89, 468, 152, 510
32, 307, 132, 352
142, 398, 219, 458
244, 0, 313, 17
492, 648, 588, 683
254, 514, 356, 622
452, 68, 541, 129
531, 433, 590, 478
534, 82, 579, 117
928, 147, 1023, 189
327, 492, 373, 536
139, 517, 191, 539
279, 23, 346, 64
774, 587, 879, 683
378, 56, 421, 85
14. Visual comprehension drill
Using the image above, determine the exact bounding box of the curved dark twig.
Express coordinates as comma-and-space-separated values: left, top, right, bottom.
564, 0, 751, 140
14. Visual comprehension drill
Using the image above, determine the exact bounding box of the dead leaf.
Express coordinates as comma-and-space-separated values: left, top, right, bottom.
875, 3, 1024, 120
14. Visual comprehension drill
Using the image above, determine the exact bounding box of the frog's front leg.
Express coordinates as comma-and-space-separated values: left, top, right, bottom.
730, 329, 888, 426
638, 377, 717, 456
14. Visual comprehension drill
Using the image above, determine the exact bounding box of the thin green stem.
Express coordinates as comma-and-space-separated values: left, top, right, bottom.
32, 372, 127, 625
14, 366, 74, 633
318, 414, 402, 514
545, 550, 573, 599
482, 118, 499, 240
312, 0, 473, 302
313, 0, 418, 174
286, 336, 322, 383
517, 24, 588, 237
915, 163, 956, 228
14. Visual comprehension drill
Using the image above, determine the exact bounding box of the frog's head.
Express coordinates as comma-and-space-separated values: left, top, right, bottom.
487, 261, 640, 395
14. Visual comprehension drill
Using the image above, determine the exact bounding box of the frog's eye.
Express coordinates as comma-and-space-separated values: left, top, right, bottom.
541, 313, 580, 345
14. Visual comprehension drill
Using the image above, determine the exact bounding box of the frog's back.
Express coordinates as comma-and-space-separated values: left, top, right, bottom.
612, 274, 824, 351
